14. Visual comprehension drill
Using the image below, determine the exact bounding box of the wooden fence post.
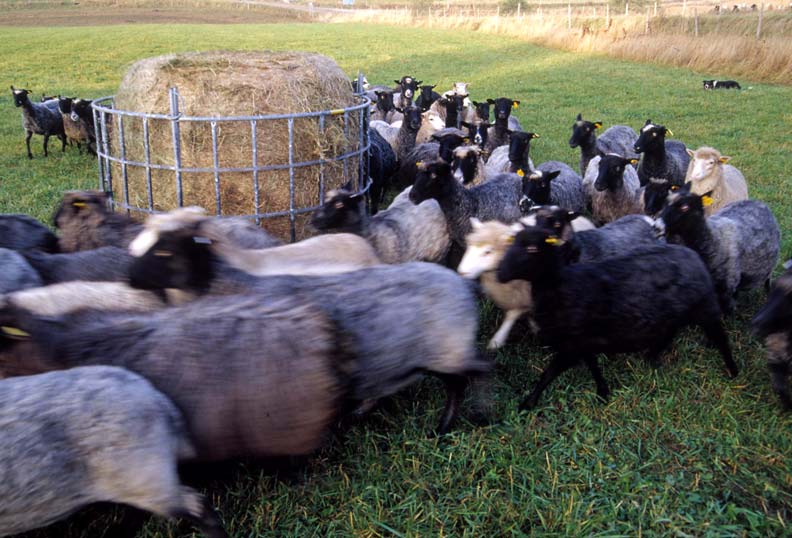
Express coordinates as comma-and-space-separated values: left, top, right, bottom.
517, 2, 521, 18
654, 0, 658, 16
568, 1, 572, 29
625, 0, 629, 16
756, 3, 764, 39
606, 3, 610, 28
645, 6, 650, 33
694, 8, 699, 36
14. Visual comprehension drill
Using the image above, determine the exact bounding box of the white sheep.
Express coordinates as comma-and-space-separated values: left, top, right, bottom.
685, 147, 748, 216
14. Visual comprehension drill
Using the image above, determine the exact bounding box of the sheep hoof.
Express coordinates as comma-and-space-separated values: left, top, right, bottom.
727, 365, 740, 379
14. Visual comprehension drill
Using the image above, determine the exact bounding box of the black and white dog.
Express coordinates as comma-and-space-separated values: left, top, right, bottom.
703, 80, 741, 90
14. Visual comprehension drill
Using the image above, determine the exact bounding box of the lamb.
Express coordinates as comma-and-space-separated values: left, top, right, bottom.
582, 154, 643, 224
415, 109, 447, 144
684, 146, 748, 216
54, 190, 143, 252
658, 185, 780, 314
11, 86, 66, 159
311, 184, 450, 264
457, 219, 534, 349
395, 128, 467, 190
484, 98, 522, 153
568, 113, 639, 177
0, 366, 227, 538
525, 205, 660, 263
0, 249, 42, 294
535, 160, 586, 213
367, 127, 398, 214
409, 160, 522, 249
21, 246, 133, 284
414, 84, 441, 112
370, 105, 422, 158
0, 214, 59, 252
484, 131, 539, 178
129, 207, 381, 277
451, 145, 487, 186
0, 293, 354, 460
496, 226, 738, 410
751, 268, 792, 410
633, 120, 690, 186
126, 240, 491, 434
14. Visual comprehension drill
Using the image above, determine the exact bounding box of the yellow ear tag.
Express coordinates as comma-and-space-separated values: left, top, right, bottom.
545, 237, 559, 245
666, 128, 674, 137
72, 201, 86, 208
1, 326, 30, 338
516, 169, 525, 177
415, 161, 423, 166
670, 186, 679, 192
630, 159, 639, 165
702, 195, 714, 207
512, 102, 519, 110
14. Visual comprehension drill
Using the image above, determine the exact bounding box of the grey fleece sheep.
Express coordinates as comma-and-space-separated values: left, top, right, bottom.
659, 186, 780, 314
752, 268, 792, 410
536, 160, 586, 213
568, 113, 638, 177
311, 186, 450, 264
0, 248, 42, 294
0, 366, 227, 538
583, 154, 643, 224
0, 214, 59, 253
0, 293, 352, 461
21, 246, 133, 284
11, 86, 66, 159
395, 128, 467, 190
633, 120, 690, 186
408, 160, 523, 249
496, 227, 738, 410
126, 234, 491, 434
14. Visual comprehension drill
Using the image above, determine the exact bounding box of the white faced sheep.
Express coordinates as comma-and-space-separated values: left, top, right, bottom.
497, 226, 738, 410
458, 219, 534, 349
582, 154, 643, 224
0, 293, 354, 460
129, 207, 381, 277
0, 214, 59, 253
752, 268, 792, 410
658, 185, 780, 314
568, 113, 639, 177
484, 131, 539, 179
311, 184, 450, 264
10, 86, 66, 159
684, 146, 748, 216
633, 120, 690, 186
0, 366, 227, 537
415, 109, 447, 144
126, 234, 491, 435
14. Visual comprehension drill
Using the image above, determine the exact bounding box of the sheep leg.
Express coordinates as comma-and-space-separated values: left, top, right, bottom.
700, 320, 739, 378
168, 486, 228, 538
520, 354, 575, 411
43, 134, 50, 157
435, 373, 469, 435
59, 134, 67, 152
582, 355, 610, 402
107, 506, 150, 538
76, 141, 83, 154
487, 309, 525, 349
25, 130, 33, 159
769, 362, 792, 411
765, 279, 772, 294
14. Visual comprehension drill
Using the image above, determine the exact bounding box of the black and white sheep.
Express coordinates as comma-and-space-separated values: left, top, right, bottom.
582, 154, 643, 223
11, 86, 66, 159
393, 75, 421, 108
370, 105, 422, 159
0, 366, 227, 537
496, 226, 738, 410
0, 214, 59, 253
69, 98, 97, 155
311, 185, 450, 264
430, 93, 468, 129
752, 268, 792, 410
633, 120, 690, 186
568, 113, 638, 177
450, 145, 487, 186
658, 185, 780, 313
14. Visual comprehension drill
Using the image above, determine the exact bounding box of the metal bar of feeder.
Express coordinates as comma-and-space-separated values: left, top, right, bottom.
251, 120, 261, 225
342, 110, 350, 182
93, 104, 104, 191
169, 88, 183, 207
99, 110, 112, 201
142, 118, 153, 211
287, 118, 296, 242
116, 113, 130, 215
318, 114, 326, 204
210, 121, 221, 215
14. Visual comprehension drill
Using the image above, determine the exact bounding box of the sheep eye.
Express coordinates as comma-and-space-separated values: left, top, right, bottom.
526, 246, 539, 253
652, 132, 657, 137
483, 248, 492, 256
554, 223, 562, 229
154, 250, 173, 257
334, 201, 344, 209
680, 204, 690, 213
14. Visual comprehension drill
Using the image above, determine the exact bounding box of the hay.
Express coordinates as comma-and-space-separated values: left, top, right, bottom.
111, 50, 360, 240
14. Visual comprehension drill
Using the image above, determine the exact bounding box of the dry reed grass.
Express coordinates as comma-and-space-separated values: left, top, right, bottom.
112, 50, 360, 240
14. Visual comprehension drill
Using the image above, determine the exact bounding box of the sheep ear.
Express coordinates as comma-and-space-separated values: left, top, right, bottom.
461, 121, 471, 128
686, 148, 695, 158
431, 84, 436, 89
394, 80, 401, 85
719, 155, 731, 164
470, 217, 484, 230
664, 127, 673, 137
593, 122, 603, 129
644, 119, 652, 126
472, 101, 480, 106
487, 98, 495, 104
546, 171, 561, 181
576, 113, 582, 120
416, 80, 423, 86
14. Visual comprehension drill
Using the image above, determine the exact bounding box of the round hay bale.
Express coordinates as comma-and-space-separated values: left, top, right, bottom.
112, 50, 361, 241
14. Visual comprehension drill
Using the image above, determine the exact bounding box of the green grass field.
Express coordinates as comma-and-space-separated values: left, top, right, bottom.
2, 21, 791, 538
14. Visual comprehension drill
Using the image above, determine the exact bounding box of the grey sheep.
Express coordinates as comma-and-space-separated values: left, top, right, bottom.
752, 267, 792, 410
536, 160, 586, 213
409, 160, 523, 250
484, 131, 539, 179
0, 366, 227, 537
659, 185, 780, 314
582, 154, 643, 224
0, 293, 353, 461
126, 231, 491, 434
0, 248, 42, 294
395, 128, 467, 190
21, 246, 133, 284
633, 120, 690, 186
497, 226, 738, 410
10, 86, 66, 159
311, 185, 450, 264
0, 214, 59, 253
568, 113, 638, 177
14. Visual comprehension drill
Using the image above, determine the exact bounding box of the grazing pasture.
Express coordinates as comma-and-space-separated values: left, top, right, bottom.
1, 20, 791, 538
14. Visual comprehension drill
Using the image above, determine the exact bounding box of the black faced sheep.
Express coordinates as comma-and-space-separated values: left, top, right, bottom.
485, 98, 522, 153
484, 131, 539, 179
535, 160, 586, 213
568, 113, 638, 177
10, 86, 66, 159
633, 120, 690, 186
415, 84, 441, 112
582, 154, 643, 223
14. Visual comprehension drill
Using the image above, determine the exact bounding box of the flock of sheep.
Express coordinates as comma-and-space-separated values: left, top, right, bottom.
0, 74, 788, 537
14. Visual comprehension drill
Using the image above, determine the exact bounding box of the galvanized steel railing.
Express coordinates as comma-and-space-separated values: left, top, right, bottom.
92, 78, 371, 242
